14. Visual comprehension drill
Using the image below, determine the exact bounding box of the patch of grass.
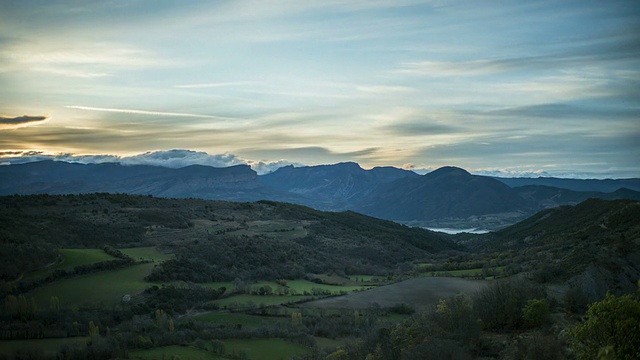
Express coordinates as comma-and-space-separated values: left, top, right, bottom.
346, 275, 386, 283
129, 345, 220, 359
26, 249, 117, 280
315, 337, 347, 350
223, 338, 309, 360
120, 246, 174, 262
27, 263, 159, 308
0, 337, 89, 358
193, 312, 282, 328
286, 280, 373, 294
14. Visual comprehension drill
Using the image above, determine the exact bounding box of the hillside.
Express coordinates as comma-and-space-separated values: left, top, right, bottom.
2, 161, 639, 230
473, 199, 640, 302
496, 176, 640, 192
260, 162, 417, 210
0, 193, 457, 283
353, 166, 536, 227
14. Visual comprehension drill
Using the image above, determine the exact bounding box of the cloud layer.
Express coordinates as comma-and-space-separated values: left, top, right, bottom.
1, 1, 638, 178
0, 149, 299, 175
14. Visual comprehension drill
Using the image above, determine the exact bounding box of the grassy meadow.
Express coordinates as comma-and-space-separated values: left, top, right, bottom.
25, 249, 117, 280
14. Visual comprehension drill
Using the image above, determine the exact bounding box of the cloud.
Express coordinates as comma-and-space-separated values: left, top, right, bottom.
0, 149, 298, 175
384, 121, 460, 136
487, 102, 640, 119
0, 115, 48, 129
0, 115, 47, 125
175, 81, 255, 89
238, 146, 381, 165
65, 106, 236, 120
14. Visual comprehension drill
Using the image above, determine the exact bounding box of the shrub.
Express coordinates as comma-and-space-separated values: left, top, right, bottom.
522, 299, 549, 328
568, 292, 640, 360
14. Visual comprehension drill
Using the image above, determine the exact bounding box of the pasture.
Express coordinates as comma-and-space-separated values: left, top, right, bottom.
129, 339, 309, 360
120, 246, 174, 262
223, 338, 309, 359
26, 262, 159, 309
25, 249, 117, 280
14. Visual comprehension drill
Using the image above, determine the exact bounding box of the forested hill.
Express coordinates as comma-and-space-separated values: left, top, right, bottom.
0, 193, 457, 283
473, 199, 640, 301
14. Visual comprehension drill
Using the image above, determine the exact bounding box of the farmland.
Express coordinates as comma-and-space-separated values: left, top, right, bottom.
301, 277, 488, 311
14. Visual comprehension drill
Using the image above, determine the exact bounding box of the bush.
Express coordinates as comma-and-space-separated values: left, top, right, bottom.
568, 292, 640, 360
522, 299, 549, 328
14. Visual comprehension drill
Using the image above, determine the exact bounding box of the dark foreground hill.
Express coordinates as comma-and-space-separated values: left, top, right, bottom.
471, 199, 640, 302
0, 193, 457, 283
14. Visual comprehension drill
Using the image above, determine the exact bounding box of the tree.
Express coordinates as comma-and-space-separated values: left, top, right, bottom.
522, 298, 549, 327
568, 293, 640, 360
89, 320, 99, 338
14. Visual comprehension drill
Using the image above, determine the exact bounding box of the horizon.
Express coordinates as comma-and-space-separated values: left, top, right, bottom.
1, 148, 637, 180
1, 1, 639, 179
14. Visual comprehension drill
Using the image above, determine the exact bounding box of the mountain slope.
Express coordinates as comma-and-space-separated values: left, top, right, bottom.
260, 162, 418, 210
479, 199, 640, 300
513, 185, 640, 208
496, 176, 640, 192
0, 160, 271, 201
0, 193, 458, 282
353, 166, 535, 226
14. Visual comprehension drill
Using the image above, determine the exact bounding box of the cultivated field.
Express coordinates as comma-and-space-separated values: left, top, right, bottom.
301, 277, 488, 311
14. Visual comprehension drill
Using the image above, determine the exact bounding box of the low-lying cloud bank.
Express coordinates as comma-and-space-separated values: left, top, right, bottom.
0, 149, 631, 179
0, 149, 301, 175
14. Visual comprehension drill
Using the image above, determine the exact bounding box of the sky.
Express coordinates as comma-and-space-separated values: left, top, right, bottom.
1, 0, 639, 178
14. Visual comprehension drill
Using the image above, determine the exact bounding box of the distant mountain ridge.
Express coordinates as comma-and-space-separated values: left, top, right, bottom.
1, 160, 639, 229
260, 162, 418, 209
495, 176, 640, 193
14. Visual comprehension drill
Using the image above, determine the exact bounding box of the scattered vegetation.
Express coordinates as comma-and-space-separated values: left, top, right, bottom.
0, 194, 638, 359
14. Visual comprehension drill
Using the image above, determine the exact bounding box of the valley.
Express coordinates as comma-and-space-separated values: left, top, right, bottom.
0, 193, 638, 359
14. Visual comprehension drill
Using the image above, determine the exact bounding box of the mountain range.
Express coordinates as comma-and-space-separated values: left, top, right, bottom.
1, 160, 639, 229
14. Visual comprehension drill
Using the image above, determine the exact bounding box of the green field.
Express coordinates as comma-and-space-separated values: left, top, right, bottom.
285, 280, 373, 294
346, 275, 385, 283
120, 246, 174, 262
205, 279, 372, 296
27, 262, 159, 308
224, 338, 309, 359
193, 312, 282, 328
129, 345, 221, 359
26, 249, 117, 280
129, 339, 308, 360
0, 337, 89, 358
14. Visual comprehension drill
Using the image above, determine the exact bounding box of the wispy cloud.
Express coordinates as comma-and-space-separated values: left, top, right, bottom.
175, 81, 255, 89
64, 106, 236, 120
